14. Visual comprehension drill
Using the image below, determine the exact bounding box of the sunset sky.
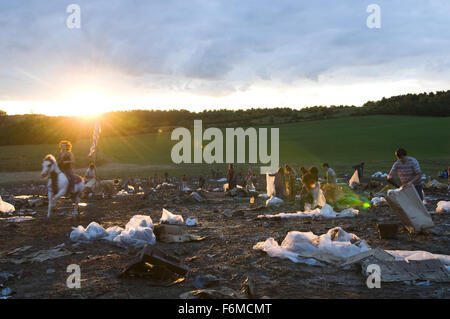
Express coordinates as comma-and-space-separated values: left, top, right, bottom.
1, 0, 449, 116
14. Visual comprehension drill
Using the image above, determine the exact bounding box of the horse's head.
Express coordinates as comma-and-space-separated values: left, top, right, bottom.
41, 155, 57, 178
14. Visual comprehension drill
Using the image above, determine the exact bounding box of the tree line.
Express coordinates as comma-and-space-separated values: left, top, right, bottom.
0, 90, 448, 146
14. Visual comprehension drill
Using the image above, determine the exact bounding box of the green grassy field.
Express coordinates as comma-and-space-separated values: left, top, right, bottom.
1, 115, 449, 183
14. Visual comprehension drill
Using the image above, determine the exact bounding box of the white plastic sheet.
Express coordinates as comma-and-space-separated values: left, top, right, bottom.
160, 208, 184, 225
436, 201, 450, 213
0, 196, 15, 214
254, 227, 370, 266
258, 204, 358, 219
386, 250, 450, 267
371, 172, 388, 178
186, 218, 197, 226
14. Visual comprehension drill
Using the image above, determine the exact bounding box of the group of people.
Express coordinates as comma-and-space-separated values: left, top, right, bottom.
53, 139, 436, 207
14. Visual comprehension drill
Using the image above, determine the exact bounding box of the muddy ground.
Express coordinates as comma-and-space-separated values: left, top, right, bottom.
1, 179, 449, 299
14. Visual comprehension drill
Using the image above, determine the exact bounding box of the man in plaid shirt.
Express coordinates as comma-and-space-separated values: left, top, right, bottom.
387, 148, 424, 200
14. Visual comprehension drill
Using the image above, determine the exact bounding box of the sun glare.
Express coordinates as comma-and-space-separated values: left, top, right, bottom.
64, 90, 110, 117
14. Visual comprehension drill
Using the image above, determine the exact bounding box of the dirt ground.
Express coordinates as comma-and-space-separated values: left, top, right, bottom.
1, 178, 449, 299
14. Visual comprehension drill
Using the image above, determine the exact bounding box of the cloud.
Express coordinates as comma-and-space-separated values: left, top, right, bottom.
0, 0, 449, 105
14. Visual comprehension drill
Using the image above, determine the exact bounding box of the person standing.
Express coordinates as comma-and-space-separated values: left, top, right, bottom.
227, 164, 237, 190
322, 163, 337, 185
352, 162, 365, 179
387, 148, 424, 200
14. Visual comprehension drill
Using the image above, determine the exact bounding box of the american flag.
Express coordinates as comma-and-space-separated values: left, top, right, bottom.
88, 121, 101, 157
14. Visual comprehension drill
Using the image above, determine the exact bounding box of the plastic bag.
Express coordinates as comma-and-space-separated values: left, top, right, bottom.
349, 170, 360, 188
160, 208, 184, 225
0, 196, 15, 214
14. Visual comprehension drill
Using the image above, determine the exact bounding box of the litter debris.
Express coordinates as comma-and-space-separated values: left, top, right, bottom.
119, 244, 188, 286
371, 197, 387, 207
0, 196, 15, 214
258, 204, 358, 219
361, 258, 450, 283
192, 274, 221, 289
386, 185, 434, 233
153, 224, 206, 243
185, 218, 197, 226
349, 170, 360, 189
160, 208, 184, 225
70, 215, 156, 249
0, 216, 34, 222
377, 223, 399, 239
371, 172, 388, 178
217, 178, 227, 183
253, 227, 370, 266
266, 196, 283, 207
70, 222, 108, 242
28, 247, 72, 263
0, 273, 14, 287
179, 287, 244, 299
436, 201, 450, 213
187, 192, 205, 203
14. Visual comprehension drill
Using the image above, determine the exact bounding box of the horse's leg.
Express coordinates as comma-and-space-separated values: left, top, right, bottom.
72, 192, 80, 216
47, 190, 53, 218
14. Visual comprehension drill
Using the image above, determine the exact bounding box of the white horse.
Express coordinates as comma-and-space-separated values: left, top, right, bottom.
41, 155, 84, 217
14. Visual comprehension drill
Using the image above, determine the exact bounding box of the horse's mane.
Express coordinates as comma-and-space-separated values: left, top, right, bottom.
43, 154, 56, 163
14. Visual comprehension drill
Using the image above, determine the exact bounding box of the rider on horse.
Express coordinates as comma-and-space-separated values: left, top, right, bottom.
57, 140, 76, 193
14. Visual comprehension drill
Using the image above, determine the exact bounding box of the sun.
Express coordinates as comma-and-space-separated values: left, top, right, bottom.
64, 90, 110, 117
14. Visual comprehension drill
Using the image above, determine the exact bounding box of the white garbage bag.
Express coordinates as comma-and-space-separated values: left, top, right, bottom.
266, 196, 283, 207
112, 215, 156, 248
160, 208, 184, 225
436, 201, 450, 213
70, 222, 108, 242
0, 196, 15, 214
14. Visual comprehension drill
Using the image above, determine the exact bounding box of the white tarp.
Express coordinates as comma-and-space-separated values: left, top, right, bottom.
436, 201, 450, 213
258, 204, 358, 219
253, 227, 370, 266
185, 218, 197, 226
386, 185, 434, 232
349, 170, 360, 188
0, 196, 15, 214
160, 208, 184, 225
70, 215, 156, 248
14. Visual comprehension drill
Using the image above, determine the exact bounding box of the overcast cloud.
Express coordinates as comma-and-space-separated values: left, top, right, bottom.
0, 0, 449, 112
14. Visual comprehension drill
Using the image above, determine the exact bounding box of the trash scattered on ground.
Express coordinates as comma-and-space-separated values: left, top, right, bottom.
192, 274, 221, 289
185, 218, 197, 226
371, 172, 388, 178
179, 286, 244, 299
187, 192, 205, 203
119, 244, 187, 286
377, 223, 399, 239
436, 201, 450, 213
70, 215, 156, 249
266, 196, 283, 207
253, 227, 370, 266
0, 273, 14, 287
1, 287, 13, 298
371, 197, 387, 207
153, 224, 206, 243
258, 204, 358, 219
0, 216, 34, 222
28, 247, 73, 263
0, 196, 15, 214
160, 208, 184, 225
361, 258, 450, 283
386, 185, 434, 233
241, 276, 257, 298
